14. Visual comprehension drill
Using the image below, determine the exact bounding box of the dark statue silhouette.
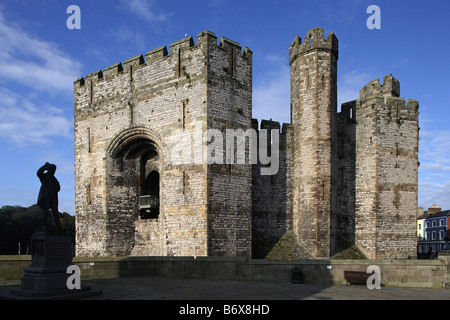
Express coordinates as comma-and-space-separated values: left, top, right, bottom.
37, 162, 63, 230
3, 162, 102, 299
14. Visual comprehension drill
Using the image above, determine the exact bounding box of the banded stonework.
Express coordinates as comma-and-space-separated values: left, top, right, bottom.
74, 28, 418, 260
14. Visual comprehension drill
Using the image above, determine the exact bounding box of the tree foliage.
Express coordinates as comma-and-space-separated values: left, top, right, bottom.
0, 205, 75, 255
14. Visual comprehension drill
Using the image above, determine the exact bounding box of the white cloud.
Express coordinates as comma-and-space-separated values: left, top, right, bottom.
419, 180, 450, 211
108, 25, 147, 51
120, 0, 172, 23
391, 59, 409, 70
418, 129, 450, 210
252, 54, 290, 125
0, 9, 77, 146
0, 87, 73, 146
338, 70, 374, 109
420, 130, 450, 162
0, 10, 82, 93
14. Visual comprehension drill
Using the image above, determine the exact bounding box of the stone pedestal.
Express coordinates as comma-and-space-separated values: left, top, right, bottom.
6, 229, 101, 300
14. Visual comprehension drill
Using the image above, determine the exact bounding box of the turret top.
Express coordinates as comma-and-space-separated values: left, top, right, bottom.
289, 28, 338, 65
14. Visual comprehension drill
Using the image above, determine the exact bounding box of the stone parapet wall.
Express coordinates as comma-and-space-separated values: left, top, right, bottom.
1, 255, 446, 289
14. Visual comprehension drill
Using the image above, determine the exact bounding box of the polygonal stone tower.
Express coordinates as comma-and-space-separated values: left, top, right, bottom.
289, 28, 339, 257
354, 74, 419, 259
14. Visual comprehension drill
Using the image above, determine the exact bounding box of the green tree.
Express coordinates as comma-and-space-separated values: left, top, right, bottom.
0, 205, 75, 255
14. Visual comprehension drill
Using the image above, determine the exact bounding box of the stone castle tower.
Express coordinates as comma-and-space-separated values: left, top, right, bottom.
289, 28, 339, 257
74, 28, 419, 260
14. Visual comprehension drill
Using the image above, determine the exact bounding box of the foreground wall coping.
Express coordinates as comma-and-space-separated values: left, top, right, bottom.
0, 255, 443, 266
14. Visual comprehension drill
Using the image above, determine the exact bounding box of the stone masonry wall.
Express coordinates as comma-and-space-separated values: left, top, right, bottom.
355, 75, 419, 259
336, 101, 357, 243
251, 120, 293, 258
289, 28, 339, 257
75, 34, 210, 257
206, 35, 253, 257
75, 31, 253, 258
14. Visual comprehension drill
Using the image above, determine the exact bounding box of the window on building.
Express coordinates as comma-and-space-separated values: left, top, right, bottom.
440, 219, 445, 226
140, 170, 160, 219
419, 223, 421, 230
426, 232, 430, 240
440, 230, 444, 240
432, 231, 436, 240
432, 220, 436, 227
427, 221, 430, 228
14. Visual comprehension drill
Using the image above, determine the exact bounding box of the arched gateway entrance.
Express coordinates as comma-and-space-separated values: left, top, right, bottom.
107, 126, 162, 219
104, 126, 163, 256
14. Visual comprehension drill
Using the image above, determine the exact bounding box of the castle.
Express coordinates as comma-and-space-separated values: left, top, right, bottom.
74, 28, 419, 260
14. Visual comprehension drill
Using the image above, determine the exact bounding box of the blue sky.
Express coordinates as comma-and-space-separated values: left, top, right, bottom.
0, 0, 449, 214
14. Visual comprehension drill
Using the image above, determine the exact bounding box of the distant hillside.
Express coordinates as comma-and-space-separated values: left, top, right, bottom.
0, 205, 75, 255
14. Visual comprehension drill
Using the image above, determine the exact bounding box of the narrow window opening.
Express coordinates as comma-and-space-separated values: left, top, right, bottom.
90, 81, 93, 105
178, 49, 182, 78
230, 50, 234, 77
338, 135, 344, 158
140, 170, 160, 219
322, 180, 325, 201
86, 184, 91, 205
182, 102, 186, 130
87, 128, 91, 153
119, 157, 123, 172
129, 103, 134, 126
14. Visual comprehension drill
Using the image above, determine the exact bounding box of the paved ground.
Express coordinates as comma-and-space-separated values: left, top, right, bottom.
2, 277, 450, 300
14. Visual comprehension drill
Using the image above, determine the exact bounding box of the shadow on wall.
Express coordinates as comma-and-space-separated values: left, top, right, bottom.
110, 256, 336, 299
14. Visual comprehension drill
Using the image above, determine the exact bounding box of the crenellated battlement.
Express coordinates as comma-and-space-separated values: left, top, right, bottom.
359, 74, 401, 100
289, 27, 338, 65
104, 62, 123, 74
357, 74, 419, 119
252, 118, 292, 136
74, 30, 252, 88
338, 100, 357, 123
381, 74, 400, 97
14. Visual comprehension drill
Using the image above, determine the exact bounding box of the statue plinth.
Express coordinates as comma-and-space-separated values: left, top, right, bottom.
5, 229, 101, 300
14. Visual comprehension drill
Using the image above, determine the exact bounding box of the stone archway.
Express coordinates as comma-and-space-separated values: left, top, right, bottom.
107, 126, 162, 158
104, 126, 163, 256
